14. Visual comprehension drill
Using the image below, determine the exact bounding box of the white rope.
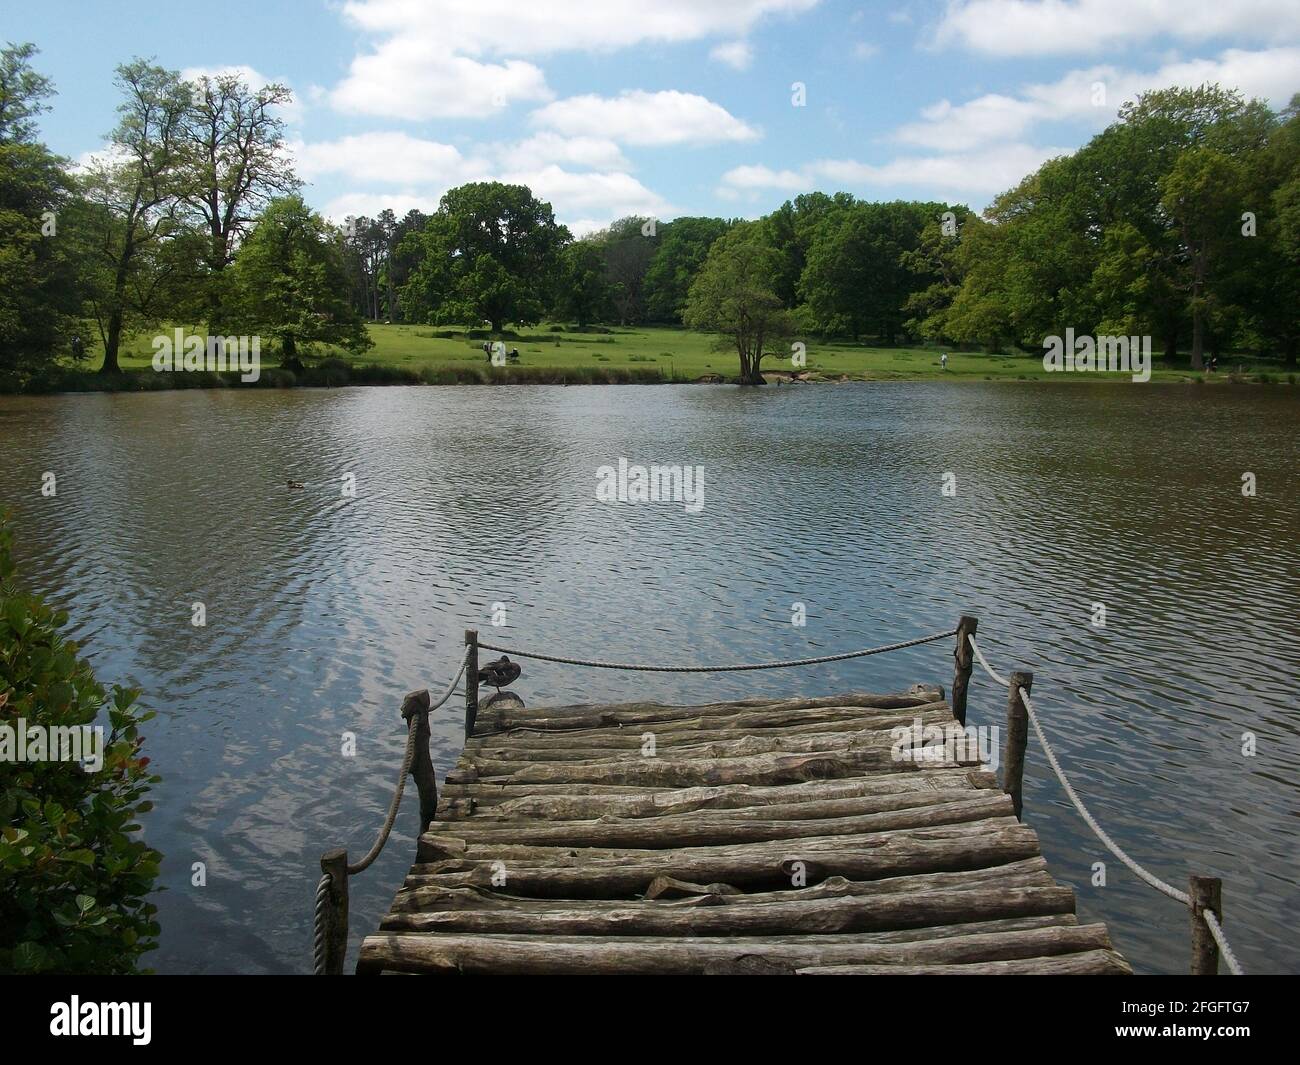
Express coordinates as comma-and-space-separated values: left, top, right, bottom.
1015, 682, 1191, 907
967, 633, 1245, 973
1204, 911, 1245, 975
311, 873, 331, 976
968, 634, 1010, 688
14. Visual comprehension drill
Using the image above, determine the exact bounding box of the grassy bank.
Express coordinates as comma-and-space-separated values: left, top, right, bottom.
21, 323, 1300, 392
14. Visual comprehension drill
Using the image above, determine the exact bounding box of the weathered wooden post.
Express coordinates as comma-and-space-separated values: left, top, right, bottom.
319, 847, 349, 976
465, 628, 479, 740
951, 615, 978, 725
1004, 671, 1032, 820
1189, 875, 1223, 975
401, 688, 437, 834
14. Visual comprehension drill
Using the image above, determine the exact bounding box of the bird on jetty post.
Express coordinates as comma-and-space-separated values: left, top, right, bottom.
478, 655, 521, 696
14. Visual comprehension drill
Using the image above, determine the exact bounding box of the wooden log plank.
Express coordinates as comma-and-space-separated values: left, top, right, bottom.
378, 884, 1075, 935
466, 717, 959, 764
447, 746, 982, 788
388, 857, 1055, 914
470, 707, 956, 749
418, 793, 1015, 855
402, 823, 1044, 896
379, 914, 1079, 962
413, 817, 1028, 867
420, 815, 1026, 865
467, 706, 954, 752
356, 923, 1114, 975
437, 769, 999, 815
798, 949, 1132, 976
442, 786, 1002, 833
476, 692, 943, 733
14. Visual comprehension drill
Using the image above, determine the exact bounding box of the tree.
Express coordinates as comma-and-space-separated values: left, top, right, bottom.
1160, 146, 1251, 369
683, 225, 792, 384
178, 71, 298, 327
377, 207, 397, 322
599, 216, 658, 324
553, 239, 613, 326
340, 213, 386, 320
900, 205, 976, 341
643, 216, 731, 323
943, 158, 1103, 350
0, 40, 52, 141
0, 515, 162, 973
760, 191, 855, 307
1245, 93, 1300, 365
1076, 84, 1273, 364
72, 162, 199, 374
401, 182, 567, 332
384, 208, 429, 321
799, 201, 938, 342
0, 43, 80, 387
89, 59, 189, 374
229, 196, 371, 365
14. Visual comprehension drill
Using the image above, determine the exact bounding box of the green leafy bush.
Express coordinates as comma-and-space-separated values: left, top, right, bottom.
0, 516, 162, 973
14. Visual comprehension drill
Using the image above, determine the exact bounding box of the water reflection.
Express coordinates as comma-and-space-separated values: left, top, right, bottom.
0, 382, 1296, 973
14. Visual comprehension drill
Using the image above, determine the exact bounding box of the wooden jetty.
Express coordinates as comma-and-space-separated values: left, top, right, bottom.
352, 663, 1133, 975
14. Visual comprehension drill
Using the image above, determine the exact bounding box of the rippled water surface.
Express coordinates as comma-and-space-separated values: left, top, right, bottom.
0, 382, 1297, 974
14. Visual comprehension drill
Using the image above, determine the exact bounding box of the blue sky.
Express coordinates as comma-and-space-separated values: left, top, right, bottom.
8, 0, 1300, 232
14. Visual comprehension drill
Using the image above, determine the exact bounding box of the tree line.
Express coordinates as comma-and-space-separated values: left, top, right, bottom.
331, 83, 1300, 381
4, 38, 1297, 389
0, 43, 370, 388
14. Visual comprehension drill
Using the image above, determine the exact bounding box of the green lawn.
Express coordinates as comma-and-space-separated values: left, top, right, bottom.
80, 322, 1297, 385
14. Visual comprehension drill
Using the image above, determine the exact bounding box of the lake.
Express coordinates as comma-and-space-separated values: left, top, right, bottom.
0, 381, 1296, 974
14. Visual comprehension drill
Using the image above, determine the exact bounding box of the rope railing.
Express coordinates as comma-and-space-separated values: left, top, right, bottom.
312, 647, 471, 975
477, 627, 958, 673
1204, 911, 1245, 976
966, 633, 1245, 975
345, 648, 470, 876
312, 617, 1245, 977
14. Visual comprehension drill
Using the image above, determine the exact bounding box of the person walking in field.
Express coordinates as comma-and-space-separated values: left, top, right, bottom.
940, 352, 948, 371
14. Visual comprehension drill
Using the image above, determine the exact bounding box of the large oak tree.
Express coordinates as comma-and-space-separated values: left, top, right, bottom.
400, 182, 568, 333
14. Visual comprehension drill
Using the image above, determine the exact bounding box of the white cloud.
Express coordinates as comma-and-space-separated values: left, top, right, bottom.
818, 145, 1070, 192
567, 218, 619, 238
851, 41, 880, 60
495, 132, 632, 171
71, 144, 131, 174
290, 132, 488, 186
320, 191, 445, 224
330, 45, 551, 119
289, 129, 666, 233
711, 41, 755, 70
499, 164, 673, 222
936, 0, 1300, 56
532, 90, 760, 146
719, 163, 810, 191
895, 46, 1300, 151
340, 0, 818, 55
895, 93, 1042, 151
718, 143, 1070, 198
181, 64, 303, 124
331, 0, 818, 119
